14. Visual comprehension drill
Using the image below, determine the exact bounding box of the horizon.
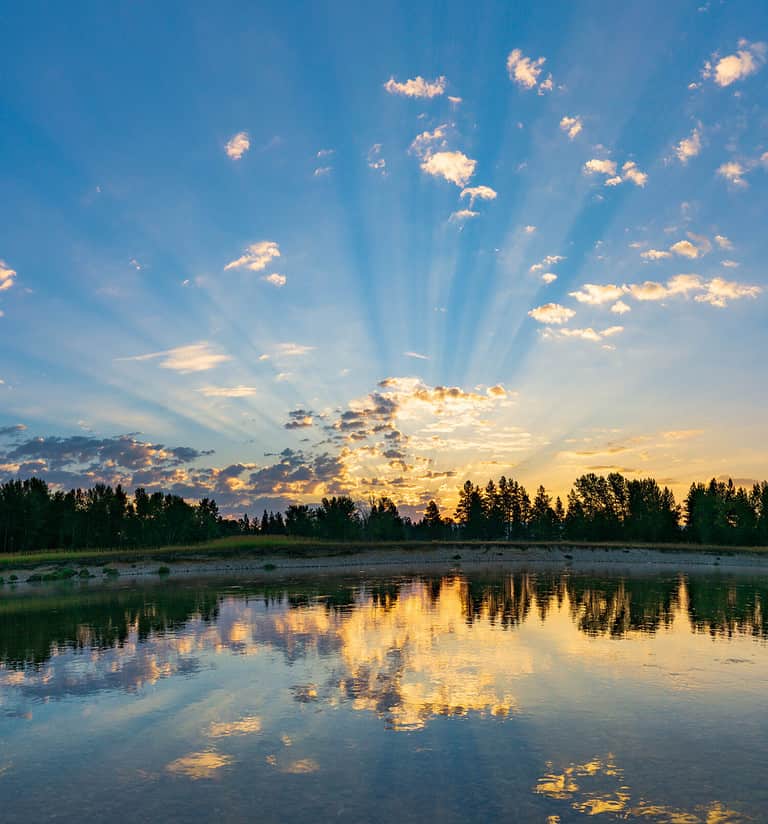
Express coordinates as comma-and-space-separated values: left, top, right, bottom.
1, 0, 767, 519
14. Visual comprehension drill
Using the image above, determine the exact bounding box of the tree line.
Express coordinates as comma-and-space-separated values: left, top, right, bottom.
1, 472, 767, 553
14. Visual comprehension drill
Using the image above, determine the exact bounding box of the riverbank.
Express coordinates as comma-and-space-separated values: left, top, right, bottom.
2, 538, 768, 587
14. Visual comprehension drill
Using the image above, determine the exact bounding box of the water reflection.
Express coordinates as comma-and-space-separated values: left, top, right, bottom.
1, 570, 767, 821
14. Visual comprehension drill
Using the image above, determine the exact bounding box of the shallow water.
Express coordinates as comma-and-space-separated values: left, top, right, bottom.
1, 568, 767, 822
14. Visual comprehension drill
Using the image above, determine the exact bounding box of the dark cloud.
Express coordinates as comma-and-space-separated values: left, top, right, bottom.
284, 408, 314, 429
0, 424, 26, 437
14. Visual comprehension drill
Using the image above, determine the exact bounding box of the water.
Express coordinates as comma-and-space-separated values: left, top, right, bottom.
1, 568, 767, 822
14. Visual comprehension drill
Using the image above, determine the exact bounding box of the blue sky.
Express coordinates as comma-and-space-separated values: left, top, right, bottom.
1, 0, 767, 515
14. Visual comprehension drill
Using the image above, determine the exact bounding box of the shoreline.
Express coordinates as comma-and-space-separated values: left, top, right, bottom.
3, 543, 768, 588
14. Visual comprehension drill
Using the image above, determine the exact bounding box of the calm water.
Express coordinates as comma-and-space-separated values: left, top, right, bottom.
1, 568, 768, 822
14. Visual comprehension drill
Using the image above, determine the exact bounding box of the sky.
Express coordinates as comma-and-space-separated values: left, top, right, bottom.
1, 0, 767, 517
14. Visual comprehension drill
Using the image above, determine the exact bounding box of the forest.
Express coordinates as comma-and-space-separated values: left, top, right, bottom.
1, 472, 767, 553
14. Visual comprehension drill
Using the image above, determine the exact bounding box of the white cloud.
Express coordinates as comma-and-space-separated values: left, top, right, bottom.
541, 273, 558, 284
449, 209, 478, 223
506, 49, 551, 92
708, 40, 767, 87
611, 300, 631, 314
524, 225, 537, 234
313, 166, 332, 177
721, 260, 739, 268
694, 277, 762, 307
367, 143, 386, 172
225, 241, 280, 272
585, 158, 647, 186
404, 351, 429, 360
460, 185, 497, 207
119, 342, 231, 373
0, 260, 17, 292
275, 343, 315, 357
448, 95, 462, 106
225, 132, 250, 160
670, 239, 700, 259
625, 281, 671, 302
528, 303, 576, 324
263, 273, 287, 287
622, 273, 759, 307
409, 125, 447, 157
199, 386, 258, 397
560, 116, 583, 139
641, 249, 672, 260
543, 254, 565, 265
675, 128, 702, 163
384, 75, 447, 98
554, 326, 624, 343
584, 158, 617, 176
717, 161, 748, 187
316, 148, 334, 158
420, 150, 477, 187
621, 160, 648, 187
714, 234, 733, 249
569, 283, 625, 305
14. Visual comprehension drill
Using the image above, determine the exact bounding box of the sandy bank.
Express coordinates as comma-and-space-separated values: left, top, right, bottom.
4, 543, 768, 588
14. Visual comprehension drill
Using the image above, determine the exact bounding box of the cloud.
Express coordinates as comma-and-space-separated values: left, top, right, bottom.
717, 161, 748, 187
714, 234, 733, 249
449, 209, 478, 223
721, 260, 739, 268
0, 424, 26, 437
524, 225, 537, 234
707, 40, 767, 87
313, 166, 332, 177
274, 343, 314, 357
670, 240, 700, 259
560, 116, 583, 139
611, 300, 631, 315
0, 260, 16, 292
448, 95, 462, 106
541, 273, 558, 284
543, 255, 565, 265
384, 75, 447, 98
584, 158, 617, 177
460, 185, 497, 207
553, 326, 624, 343
225, 132, 250, 160
641, 249, 672, 260
404, 351, 429, 360
316, 148, 334, 158
675, 128, 702, 163
119, 342, 231, 373
285, 409, 314, 429
199, 386, 257, 398
622, 273, 759, 306
225, 241, 281, 272
420, 151, 476, 187
621, 161, 647, 187
263, 273, 286, 287
584, 158, 647, 186
528, 303, 576, 324
367, 144, 386, 172
506, 49, 551, 92
694, 277, 762, 307
410, 125, 447, 157
569, 284, 625, 305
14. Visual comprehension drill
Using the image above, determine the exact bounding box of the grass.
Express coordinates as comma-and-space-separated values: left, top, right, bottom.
0, 534, 767, 572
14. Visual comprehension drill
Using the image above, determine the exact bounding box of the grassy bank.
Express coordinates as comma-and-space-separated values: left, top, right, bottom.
1, 534, 768, 571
